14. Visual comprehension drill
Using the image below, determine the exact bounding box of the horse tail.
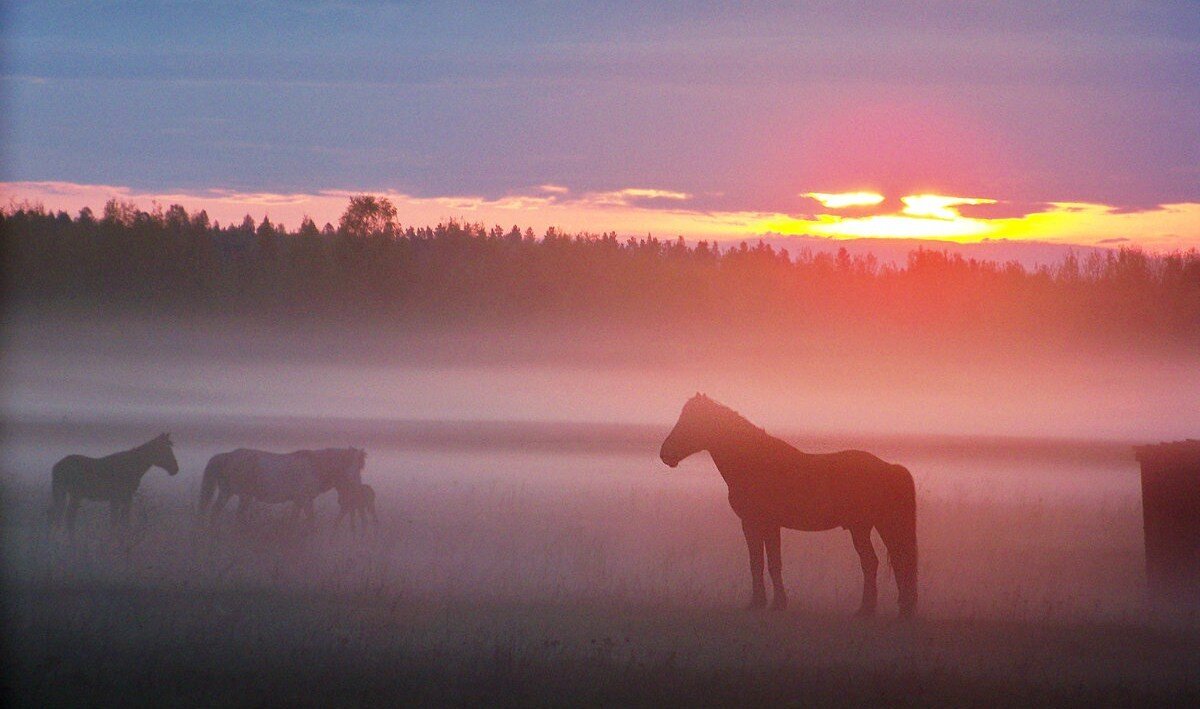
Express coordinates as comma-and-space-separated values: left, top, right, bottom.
198, 455, 224, 515
48, 460, 69, 524
878, 464, 918, 618
364, 484, 379, 525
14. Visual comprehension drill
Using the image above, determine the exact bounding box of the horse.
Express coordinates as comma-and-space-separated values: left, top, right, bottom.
659, 394, 917, 618
48, 433, 180, 537
198, 447, 366, 529
335, 482, 379, 533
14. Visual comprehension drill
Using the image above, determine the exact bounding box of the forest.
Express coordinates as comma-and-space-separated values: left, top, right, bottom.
3, 196, 1198, 349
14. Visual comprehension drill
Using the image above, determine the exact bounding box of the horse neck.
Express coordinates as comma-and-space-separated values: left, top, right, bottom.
113, 446, 157, 477
313, 454, 354, 492
703, 415, 770, 485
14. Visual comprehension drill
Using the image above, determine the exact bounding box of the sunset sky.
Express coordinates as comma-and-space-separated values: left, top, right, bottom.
2, 2, 1197, 248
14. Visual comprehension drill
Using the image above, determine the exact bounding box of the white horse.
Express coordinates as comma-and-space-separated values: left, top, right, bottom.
199, 447, 365, 528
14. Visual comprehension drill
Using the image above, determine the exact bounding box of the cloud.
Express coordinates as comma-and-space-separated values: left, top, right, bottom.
802, 192, 885, 209
956, 201, 1055, 220
584, 188, 693, 206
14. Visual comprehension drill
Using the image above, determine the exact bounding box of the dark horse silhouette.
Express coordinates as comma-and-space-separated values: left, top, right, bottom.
48, 433, 179, 536
660, 394, 917, 618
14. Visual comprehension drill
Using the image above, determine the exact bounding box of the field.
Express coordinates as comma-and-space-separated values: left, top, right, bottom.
5, 2, 1198, 704
4, 415, 1200, 706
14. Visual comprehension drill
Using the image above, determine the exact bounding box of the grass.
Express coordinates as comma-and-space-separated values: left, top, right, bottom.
4, 458, 1199, 706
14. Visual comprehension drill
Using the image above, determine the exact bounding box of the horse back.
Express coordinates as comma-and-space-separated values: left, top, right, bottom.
216, 448, 322, 502
51, 453, 135, 500
52, 453, 91, 473
731, 446, 908, 530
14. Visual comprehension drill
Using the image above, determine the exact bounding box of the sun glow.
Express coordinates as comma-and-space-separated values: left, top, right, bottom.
816, 214, 993, 239
803, 191, 885, 209
901, 194, 995, 220
763, 192, 1000, 240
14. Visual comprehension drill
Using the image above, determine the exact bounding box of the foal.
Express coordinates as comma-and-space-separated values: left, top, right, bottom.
335, 483, 378, 532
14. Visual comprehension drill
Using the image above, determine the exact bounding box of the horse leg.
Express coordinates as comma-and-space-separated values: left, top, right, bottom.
113, 500, 132, 545
110, 500, 121, 530
236, 495, 252, 527
66, 495, 81, 540
369, 500, 379, 527
210, 489, 232, 525
741, 519, 767, 609
850, 525, 878, 617
764, 526, 787, 610
878, 517, 918, 619
303, 499, 316, 532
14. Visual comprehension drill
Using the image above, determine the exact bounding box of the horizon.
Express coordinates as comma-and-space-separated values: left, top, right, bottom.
3, 2, 1198, 249
2, 186, 1196, 261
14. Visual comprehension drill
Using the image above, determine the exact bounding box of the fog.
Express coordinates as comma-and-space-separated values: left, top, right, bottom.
3, 310, 1199, 704
4, 310, 1197, 441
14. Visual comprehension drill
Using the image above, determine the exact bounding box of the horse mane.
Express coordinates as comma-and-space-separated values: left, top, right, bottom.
136, 433, 171, 452
696, 395, 769, 438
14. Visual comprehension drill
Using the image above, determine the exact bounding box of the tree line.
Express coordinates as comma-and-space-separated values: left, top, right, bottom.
2, 196, 1198, 347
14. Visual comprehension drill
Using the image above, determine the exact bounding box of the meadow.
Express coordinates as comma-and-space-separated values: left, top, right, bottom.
4, 413, 1199, 706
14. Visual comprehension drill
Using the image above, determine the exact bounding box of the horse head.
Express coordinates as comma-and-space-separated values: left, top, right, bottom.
326, 447, 366, 492
660, 393, 714, 467
152, 432, 180, 475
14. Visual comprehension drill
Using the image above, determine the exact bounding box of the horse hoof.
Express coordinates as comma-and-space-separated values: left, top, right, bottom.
771, 595, 788, 611
854, 607, 876, 619
747, 597, 768, 611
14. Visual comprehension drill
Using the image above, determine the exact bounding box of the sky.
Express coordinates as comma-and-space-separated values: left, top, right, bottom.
2, 1, 1198, 248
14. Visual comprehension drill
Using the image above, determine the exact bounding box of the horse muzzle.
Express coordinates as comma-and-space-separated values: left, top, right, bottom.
660, 454, 680, 468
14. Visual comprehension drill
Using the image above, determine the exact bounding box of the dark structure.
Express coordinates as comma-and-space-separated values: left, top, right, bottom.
1134, 440, 1200, 601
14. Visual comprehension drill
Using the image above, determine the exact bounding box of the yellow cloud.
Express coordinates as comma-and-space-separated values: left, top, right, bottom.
803, 191, 885, 208
773, 193, 999, 239
900, 194, 995, 220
